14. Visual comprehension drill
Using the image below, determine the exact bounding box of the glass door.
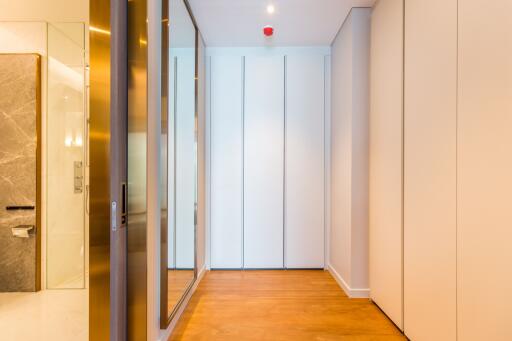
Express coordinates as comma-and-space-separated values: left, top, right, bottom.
46, 22, 86, 289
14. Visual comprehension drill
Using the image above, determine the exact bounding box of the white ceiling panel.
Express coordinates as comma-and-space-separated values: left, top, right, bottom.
187, 0, 376, 47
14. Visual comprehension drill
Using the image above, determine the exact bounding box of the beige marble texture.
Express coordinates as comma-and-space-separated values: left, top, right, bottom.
0, 54, 40, 292
0, 289, 88, 341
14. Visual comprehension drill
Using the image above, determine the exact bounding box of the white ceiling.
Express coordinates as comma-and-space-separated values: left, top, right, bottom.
188, 0, 376, 47
170, 0, 196, 47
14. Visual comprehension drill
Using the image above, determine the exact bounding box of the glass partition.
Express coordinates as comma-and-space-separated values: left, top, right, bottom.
46, 22, 86, 289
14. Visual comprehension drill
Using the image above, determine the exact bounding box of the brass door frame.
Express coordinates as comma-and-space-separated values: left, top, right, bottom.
89, 0, 128, 340
126, 0, 148, 339
89, 0, 112, 339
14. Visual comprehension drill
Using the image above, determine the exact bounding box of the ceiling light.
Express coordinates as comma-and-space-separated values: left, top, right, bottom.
267, 4, 275, 14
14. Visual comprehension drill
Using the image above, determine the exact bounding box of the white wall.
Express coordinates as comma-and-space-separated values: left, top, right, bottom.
329, 7, 371, 298
0, 0, 88, 22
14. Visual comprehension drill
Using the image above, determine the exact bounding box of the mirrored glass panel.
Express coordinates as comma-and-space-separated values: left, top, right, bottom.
162, 0, 197, 325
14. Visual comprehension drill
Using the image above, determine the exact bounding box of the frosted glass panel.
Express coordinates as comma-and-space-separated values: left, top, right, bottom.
46, 23, 86, 289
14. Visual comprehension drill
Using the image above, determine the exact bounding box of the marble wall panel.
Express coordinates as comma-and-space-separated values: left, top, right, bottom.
0, 54, 40, 292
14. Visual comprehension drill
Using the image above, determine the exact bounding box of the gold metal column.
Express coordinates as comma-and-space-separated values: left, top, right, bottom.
127, 0, 148, 339
89, 0, 112, 339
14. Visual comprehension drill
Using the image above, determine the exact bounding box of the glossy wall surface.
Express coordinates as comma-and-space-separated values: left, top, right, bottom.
0, 54, 41, 292
127, 0, 148, 338
89, 0, 112, 338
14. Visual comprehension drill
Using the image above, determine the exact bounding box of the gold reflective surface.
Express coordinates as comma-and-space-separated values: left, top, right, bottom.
127, 0, 148, 339
89, 0, 111, 339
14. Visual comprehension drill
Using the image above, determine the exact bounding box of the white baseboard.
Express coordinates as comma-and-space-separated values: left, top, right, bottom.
328, 264, 370, 298
158, 266, 207, 341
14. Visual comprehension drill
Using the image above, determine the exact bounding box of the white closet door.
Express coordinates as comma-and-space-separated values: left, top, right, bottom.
285, 55, 325, 268
175, 50, 195, 269
457, 1, 512, 339
369, 0, 404, 330
404, 0, 457, 340
210, 56, 244, 268
244, 55, 284, 269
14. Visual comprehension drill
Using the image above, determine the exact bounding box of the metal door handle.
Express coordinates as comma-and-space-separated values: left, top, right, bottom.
6, 206, 35, 210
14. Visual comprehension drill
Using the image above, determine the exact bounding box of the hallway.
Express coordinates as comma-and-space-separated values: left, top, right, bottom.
169, 271, 405, 340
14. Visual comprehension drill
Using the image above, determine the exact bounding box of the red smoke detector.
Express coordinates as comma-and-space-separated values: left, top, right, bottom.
263, 25, 274, 37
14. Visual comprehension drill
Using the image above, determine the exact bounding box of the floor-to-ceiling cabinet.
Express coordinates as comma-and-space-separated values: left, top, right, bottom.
209, 56, 244, 269
243, 55, 285, 268
370, 0, 511, 340
209, 49, 328, 270
369, 0, 404, 330
403, 0, 457, 339
285, 55, 325, 269
457, 0, 512, 339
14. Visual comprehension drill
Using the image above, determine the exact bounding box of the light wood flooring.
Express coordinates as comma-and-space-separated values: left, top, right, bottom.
169, 270, 405, 340
168, 270, 195, 313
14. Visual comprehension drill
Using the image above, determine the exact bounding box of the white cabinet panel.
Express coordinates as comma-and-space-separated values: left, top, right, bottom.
369, 0, 404, 329
244, 55, 285, 269
175, 50, 196, 269
285, 55, 325, 268
457, 1, 512, 339
404, 1, 457, 340
210, 56, 244, 268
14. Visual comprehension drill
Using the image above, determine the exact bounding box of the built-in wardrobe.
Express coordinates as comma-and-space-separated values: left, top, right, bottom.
369, 0, 512, 340
208, 48, 329, 269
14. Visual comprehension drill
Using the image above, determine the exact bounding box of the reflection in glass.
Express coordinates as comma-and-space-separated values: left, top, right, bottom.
166, 0, 196, 317
46, 23, 86, 289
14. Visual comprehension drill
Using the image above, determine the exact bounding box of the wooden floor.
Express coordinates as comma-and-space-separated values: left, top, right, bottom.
168, 270, 195, 312
169, 270, 405, 340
